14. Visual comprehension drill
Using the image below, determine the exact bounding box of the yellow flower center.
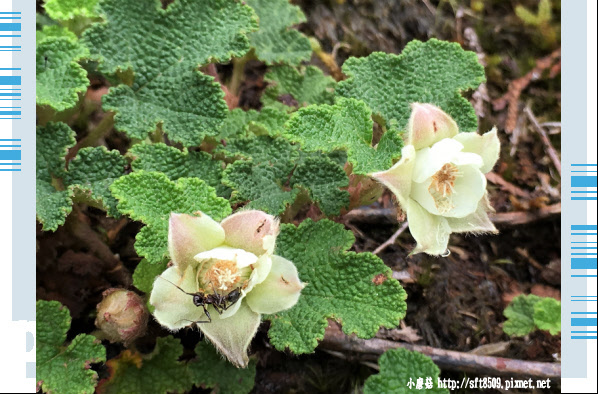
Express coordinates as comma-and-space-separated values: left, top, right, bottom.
203, 259, 241, 293
428, 163, 461, 214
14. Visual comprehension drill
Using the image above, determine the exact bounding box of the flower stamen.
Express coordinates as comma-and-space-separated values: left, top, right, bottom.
204, 259, 241, 293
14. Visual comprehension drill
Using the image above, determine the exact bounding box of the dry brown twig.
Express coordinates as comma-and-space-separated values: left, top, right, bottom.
372, 221, 409, 255
523, 106, 562, 176
493, 48, 561, 133
321, 324, 561, 380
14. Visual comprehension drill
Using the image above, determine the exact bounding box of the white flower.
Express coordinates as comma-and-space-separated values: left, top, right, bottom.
371, 103, 500, 256
150, 210, 304, 367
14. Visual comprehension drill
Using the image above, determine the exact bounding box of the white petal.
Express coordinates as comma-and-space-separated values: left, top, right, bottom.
194, 246, 258, 269
221, 210, 280, 256
168, 213, 225, 271
245, 255, 305, 314
451, 151, 483, 168
198, 302, 261, 368
407, 103, 459, 149
406, 199, 451, 256
444, 164, 487, 218
150, 266, 208, 330
446, 193, 498, 234
370, 145, 416, 208
412, 138, 464, 183
453, 128, 500, 173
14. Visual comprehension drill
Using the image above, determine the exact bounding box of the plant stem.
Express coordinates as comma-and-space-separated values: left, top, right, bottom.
229, 55, 249, 97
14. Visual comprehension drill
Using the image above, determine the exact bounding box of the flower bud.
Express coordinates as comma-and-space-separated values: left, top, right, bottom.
407, 103, 459, 150
95, 288, 149, 346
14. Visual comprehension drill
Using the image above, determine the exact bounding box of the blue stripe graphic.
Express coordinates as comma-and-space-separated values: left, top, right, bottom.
0, 150, 21, 160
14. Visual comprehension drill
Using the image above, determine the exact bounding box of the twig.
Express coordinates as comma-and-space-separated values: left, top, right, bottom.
373, 221, 409, 255
523, 106, 561, 176
493, 48, 561, 133
486, 172, 531, 199
321, 326, 561, 380
489, 203, 561, 226
344, 204, 560, 227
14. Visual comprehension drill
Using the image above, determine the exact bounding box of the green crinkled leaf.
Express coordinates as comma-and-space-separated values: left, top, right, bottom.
268, 219, 407, 354
224, 159, 299, 215
37, 123, 126, 230
336, 39, 486, 132
291, 156, 350, 215
218, 134, 299, 164
503, 294, 542, 336
533, 297, 561, 335
133, 259, 168, 294
36, 122, 76, 231
102, 71, 228, 146
263, 65, 335, 110
218, 107, 290, 140
36, 25, 78, 43
65, 147, 127, 217
97, 337, 255, 394
129, 143, 227, 197
110, 171, 231, 263
83, 0, 258, 146
36, 36, 89, 111
284, 97, 403, 174
247, 0, 311, 65
44, 0, 99, 20
37, 300, 106, 394
187, 342, 256, 393
363, 348, 448, 394
222, 137, 349, 215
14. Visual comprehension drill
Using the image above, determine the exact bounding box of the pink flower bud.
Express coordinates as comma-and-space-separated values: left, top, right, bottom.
95, 288, 148, 346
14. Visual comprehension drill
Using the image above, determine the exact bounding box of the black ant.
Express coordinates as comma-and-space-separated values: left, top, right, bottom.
157, 276, 242, 323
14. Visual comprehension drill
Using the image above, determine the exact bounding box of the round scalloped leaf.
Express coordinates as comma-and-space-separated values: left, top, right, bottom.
37, 300, 106, 394
36, 122, 77, 231
129, 143, 226, 196
36, 36, 89, 112
83, 0, 258, 145
363, 348, 449, 394
337, 39, 485, 132
267, 219, 407, 354
533, 297, 561, 335
65, 146, 127, 217
503, 294, 542, 337
110, 171, 231, 263
102, 69, 228, 146
247, 0, 312, 65
284, 97, 403, 174
44, 0, 99, 20
263, 65, 336, 109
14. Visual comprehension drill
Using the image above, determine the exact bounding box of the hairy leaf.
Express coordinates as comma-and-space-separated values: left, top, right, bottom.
110, 171, 231, 263
267, 220, 407, 353
44, 0, 98, 20
222, 137, 349, 215
83, 0, 258, 145
363, 348, 448, 393
129, 143, 227, 196
337, 39, 485, 132
503, 294, 542, 336
218, 107, 290, 140
65, 147, 127, 217
285, 97, 403, 174
263, 65, 335, 110
36, 122, 76, 231
36, 36, 89, 111
533, 297, 561, 335
37, 300, 106, 394
247, 0, 311, 65
97, 337, 255, 394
